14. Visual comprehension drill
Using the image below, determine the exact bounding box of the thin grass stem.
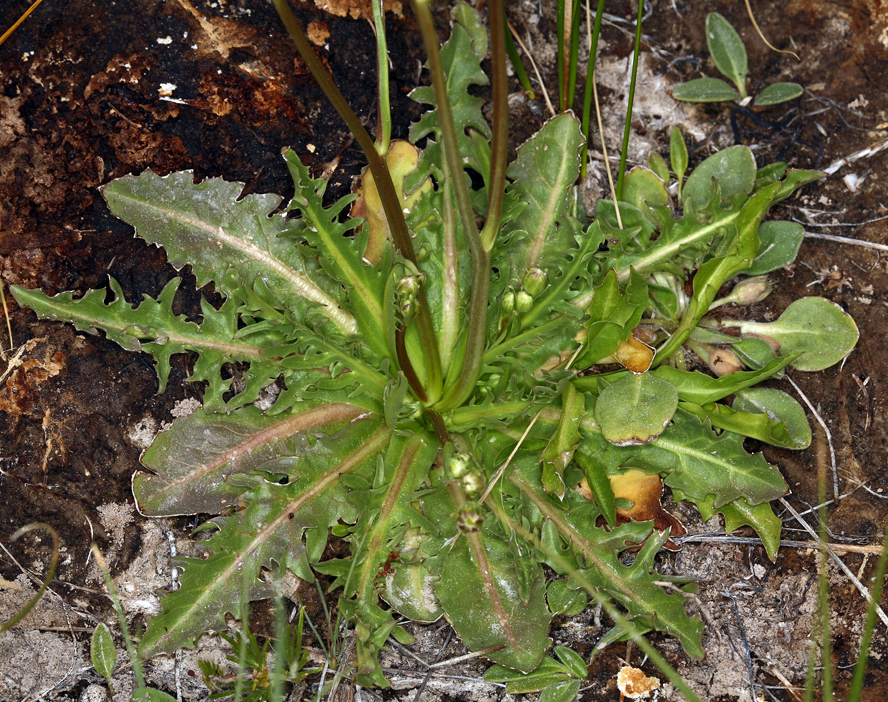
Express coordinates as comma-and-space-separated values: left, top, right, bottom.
580, 0, 606, 179
847, 522, 888, 699
0, 524, 58, 635
504, 20, 534, 98
615, 0, 644, 200
91, 543, 146, 690
371, 0, 391, 154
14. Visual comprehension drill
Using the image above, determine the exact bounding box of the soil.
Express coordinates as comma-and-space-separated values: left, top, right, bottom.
1, 0, 887, 700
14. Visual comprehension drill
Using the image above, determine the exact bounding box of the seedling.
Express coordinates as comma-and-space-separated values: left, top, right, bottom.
10, 0, 858, 694
673, 12, 803, 106
199, 608, 320, 702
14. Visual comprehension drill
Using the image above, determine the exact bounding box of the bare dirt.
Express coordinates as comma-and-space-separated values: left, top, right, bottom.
1, 0, 887, 700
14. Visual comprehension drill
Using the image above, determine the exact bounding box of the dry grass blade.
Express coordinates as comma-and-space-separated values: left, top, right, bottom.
0, 0, 48, 47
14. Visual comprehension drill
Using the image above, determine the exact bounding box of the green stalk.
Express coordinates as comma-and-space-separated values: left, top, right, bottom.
91, 544, 146, 690
615, 0, 643, 200
816, 449, 834, 701
580, 0, 606, 178
0, 524, 58, 635
413, 0, 489, 411
556, 0, 566, 111
847, 520, 888, 699
371, 0, 391, 154
567, 0, 581, 110
504, 21, 534, 99
273, 0, 441, 402
480, 0, 509, 252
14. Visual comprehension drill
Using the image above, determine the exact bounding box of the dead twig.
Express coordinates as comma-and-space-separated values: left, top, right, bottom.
787, 376, 838, 499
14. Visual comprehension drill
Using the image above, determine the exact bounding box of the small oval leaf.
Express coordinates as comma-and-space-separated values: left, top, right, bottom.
672, 76, 740, 103
90, 623, 117, 681
754, 82, 804, 106
706, 12, 748, 96
670, 127, 689, 191
595, 373, 678, 445
547, 580, 588, 617
734, 388, 812, 448
747, 221, 805, 275
736, 297, 859, 371
683, 145, 756, 208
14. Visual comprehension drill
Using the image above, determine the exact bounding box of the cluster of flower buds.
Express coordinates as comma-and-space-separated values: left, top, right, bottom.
396, 275, 421, 320
500, 267, 548, 326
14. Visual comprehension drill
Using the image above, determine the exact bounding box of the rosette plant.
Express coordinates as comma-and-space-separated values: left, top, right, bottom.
11, 0, 858, 691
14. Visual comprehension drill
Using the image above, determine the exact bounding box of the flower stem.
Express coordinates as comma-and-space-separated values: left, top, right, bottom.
412, 0, 488, 411
371, 0, 391, 154
273, 0, 441, 401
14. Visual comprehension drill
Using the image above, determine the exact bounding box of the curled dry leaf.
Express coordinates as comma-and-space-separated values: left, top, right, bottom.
609, 469, 686, 550
617, 665, 661, 699
613, 336, 655, 373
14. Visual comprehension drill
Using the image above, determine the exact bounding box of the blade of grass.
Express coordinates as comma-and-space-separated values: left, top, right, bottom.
507, 19, 555, 117
580, 0, 606, 179
91, 543, 146, 690
846, 520, 888, 700
504, 20, 534, 99
371, 0, 391, 154
0, 524, 58, 635
615, 0, 644, 201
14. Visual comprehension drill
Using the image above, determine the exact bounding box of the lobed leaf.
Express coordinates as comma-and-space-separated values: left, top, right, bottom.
102, 170, 355, 335
139, 417, 390, 657
134, 402, 367, 516
499, 112, 585, 278
11, 278, 273, 405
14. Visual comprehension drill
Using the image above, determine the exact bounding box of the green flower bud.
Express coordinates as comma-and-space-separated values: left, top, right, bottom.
730, 276, 773, 305
515, 290, 534, 314
396, 275, 421, 319
501, 291, 516, 315
711, 276, 773, 309
396, 275, 420, 300
461, 470, 486, 497
457, 502, 484, 532
522, 267, 548, 298
448, 452, 471, 479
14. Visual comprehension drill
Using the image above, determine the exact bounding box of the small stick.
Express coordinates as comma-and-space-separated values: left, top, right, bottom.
675, 534, 888, 556
803, 231, 888, 253
787, 375, 838, 499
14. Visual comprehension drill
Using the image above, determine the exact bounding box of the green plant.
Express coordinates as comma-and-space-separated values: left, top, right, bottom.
199, 607, 319, 702
10, 0, 858, 693
0, 523, 59, 637
91, 623, 117, 692
90, 544, 177, 702
673, 12, 803, 106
